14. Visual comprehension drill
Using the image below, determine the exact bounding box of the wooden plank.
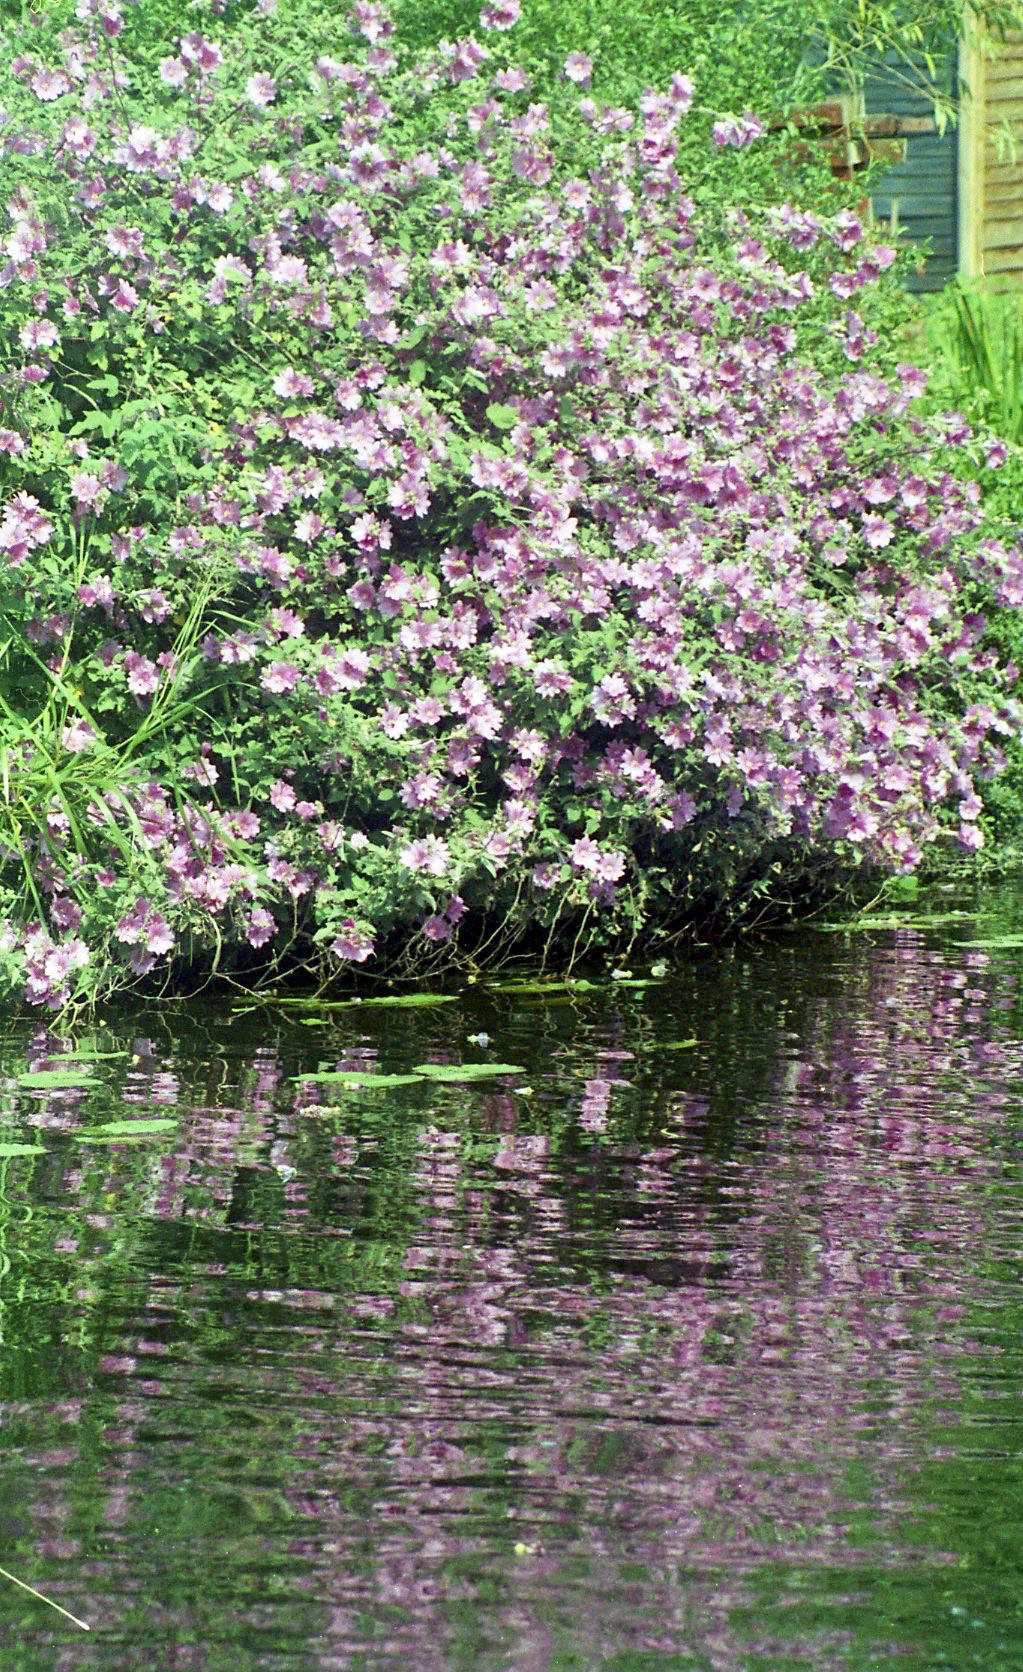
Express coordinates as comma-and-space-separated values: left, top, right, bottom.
873, 200, 963, 221
960, 19, 987, 276
984, 220, 1023, 249
981, 60, 1023, 84
983, 179, 1023, 204
982, 246, 1023, 273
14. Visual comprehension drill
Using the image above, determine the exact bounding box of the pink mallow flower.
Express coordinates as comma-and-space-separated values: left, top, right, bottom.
330, 920, 375, 962
712, 112, 765, 148
245, 73, 277, 107
272, 367, 314, 398
269, 779, 297, 812
564, 52, 593, 86
124, 652, 159, 697
70, 472, 105, 509
61, 719, 96, 753
261, 661, 301, 694
399, 835, 451, 876
480, 0, 521, 27
245, 908, 277, 947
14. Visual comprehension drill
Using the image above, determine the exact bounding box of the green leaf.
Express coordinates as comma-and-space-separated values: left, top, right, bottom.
283, 992, 460, 1011
409, 359, 427, 387
0, 1143, 47, 1157
81, 1119, 176, 1136
76, 1133, 170, 1145
355, 993, 460, 1009
486, 402, 518, 430
55, 1051, 128, 1062
953, 936, 1023, 948
292, 1071, 423, 1088
486, 978, 597, 995
411, 1062, 525, 1081
18, 1071, 98, 1089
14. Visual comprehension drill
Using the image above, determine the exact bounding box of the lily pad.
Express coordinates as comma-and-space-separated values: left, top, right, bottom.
815, 911, 972, 933
279, 991, 460, 1012
56, 1050, 128, 1061
76, 1134, 168, 1145
486, 979, 597, 995
292, 1071, 423, 1089
344, 993, 461, 1010
0, 1142, 47, 1156
411, 1062, 526, 1081
79, 1119, 176, 1137
954, 935, 1023, 948
17, 1070, 98, 1090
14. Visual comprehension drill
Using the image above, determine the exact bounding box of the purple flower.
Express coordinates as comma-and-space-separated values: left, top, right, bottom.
564, 53, 593, 87
245, 908, 277, 947
246, 73, 277, 107
330, 920, 375, 962
61, 719, 96, 754
269, 780, 297, 812
124, 652, 159, 697
569, 837, 602, 873
399, 836, 451, 876
261, 661, 301, 694
480, 0, 521, 28
159, 56, 188, 87
712, 112, 765, 149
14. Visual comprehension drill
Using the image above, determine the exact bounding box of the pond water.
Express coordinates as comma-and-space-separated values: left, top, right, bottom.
2, 885, 1023, 1669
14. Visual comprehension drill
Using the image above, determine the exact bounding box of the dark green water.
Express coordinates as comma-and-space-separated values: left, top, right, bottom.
2, 885, 1023, 1669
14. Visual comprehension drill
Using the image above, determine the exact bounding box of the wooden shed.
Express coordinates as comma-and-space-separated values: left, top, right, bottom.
862, 26, 1023, 288
957, 24, 1023, 279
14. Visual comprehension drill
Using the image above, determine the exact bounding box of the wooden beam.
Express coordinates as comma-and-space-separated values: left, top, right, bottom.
982, 244, 1023, 272
858, 114, 937, 137
958, 19, 986, 276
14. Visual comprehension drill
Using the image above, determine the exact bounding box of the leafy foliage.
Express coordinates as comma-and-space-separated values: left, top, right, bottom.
0, 0, 1022, 1009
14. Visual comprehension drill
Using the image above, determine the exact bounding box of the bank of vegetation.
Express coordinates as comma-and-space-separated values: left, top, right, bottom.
2, 0, 1023, 1009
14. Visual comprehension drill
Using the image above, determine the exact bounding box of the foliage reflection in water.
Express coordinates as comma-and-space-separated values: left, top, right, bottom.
0, 887, 1023, 1668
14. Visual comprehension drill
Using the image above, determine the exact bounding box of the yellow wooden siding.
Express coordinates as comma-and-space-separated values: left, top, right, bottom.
981, 29, 1023, 277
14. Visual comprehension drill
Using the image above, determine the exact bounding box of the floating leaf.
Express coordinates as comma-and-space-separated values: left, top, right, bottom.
412, 1062, 525, 1081
278, 992, 460, 1012
954, 935, 1023, 948
656, 1039, 699, 1051
486, 979, 597, 995
0, 1143, 47, 1156
17, 1071, 98, 1090
79, 1119, 176, 1137
76, 1134, 168, 1145
56, 1050, 128, 1061
292, 1071, 423, 1088
815, 910, 972, 934
353, 993, 459, 1010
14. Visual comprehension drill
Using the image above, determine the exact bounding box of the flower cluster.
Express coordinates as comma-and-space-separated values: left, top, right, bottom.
0, 0, 1018, 1007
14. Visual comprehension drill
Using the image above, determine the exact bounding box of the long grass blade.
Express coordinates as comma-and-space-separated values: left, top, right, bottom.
0, 1563, 90, 1630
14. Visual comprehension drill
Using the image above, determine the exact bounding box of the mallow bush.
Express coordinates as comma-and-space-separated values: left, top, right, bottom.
1, 0, 1021, 1010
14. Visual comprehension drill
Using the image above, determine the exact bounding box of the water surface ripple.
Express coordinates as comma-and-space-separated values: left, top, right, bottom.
1, 886, 1023, 1668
